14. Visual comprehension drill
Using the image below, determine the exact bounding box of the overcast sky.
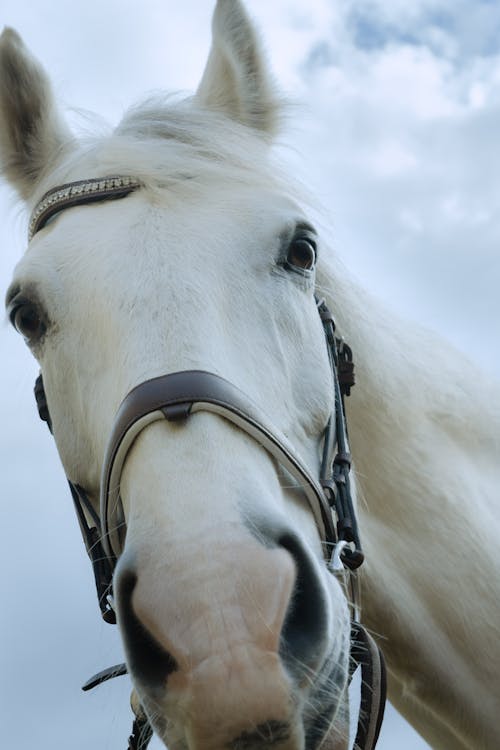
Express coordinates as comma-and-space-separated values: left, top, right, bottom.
1, 1, 499, 749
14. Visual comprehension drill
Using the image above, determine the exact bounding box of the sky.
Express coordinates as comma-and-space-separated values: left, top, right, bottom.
0, 1, 499, 749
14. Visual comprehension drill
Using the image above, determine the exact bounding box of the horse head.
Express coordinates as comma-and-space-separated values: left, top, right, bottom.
1, 2, 381, 749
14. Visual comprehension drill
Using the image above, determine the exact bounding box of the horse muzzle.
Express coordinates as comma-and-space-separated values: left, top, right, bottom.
112, 511, 344, 750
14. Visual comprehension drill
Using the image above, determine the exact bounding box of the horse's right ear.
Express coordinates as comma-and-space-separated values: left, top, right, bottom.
0, 28, 72, 201
195, 0, 281, 136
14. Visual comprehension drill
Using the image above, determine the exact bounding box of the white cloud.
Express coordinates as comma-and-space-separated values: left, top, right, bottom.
367, 46, 459, 119
258, 0, 500, 374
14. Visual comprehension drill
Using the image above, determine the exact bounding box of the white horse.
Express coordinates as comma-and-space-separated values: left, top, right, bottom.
1, 2, 499, 749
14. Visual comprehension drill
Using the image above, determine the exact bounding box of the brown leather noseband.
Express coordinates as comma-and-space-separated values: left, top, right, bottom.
101, 369, 337, 564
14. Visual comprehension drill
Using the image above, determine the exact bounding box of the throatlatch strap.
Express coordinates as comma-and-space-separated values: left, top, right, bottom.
350, 623, 386, 750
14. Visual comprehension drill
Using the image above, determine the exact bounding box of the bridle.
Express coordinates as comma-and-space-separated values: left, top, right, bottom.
29, 176, 386, 750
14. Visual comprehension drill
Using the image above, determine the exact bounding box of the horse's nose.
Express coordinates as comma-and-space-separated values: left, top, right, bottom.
114, 522, 330, 691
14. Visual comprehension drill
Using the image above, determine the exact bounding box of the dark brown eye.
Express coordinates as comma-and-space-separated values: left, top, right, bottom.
9, 301, 45, 341
286, 237, 317, 271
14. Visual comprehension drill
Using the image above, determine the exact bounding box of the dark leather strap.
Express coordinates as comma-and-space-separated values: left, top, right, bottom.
317, 299, 363, 570
350, 623, 387, 750
127, 716, 153, 750
69, 482, 116, 623
29, 175, 141, 240
81, 662, 128, 692
100, 370, 337, 562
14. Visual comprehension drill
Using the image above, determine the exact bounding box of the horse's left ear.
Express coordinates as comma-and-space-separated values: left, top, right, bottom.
196, 0, 281, 136
0, 28, 72, 201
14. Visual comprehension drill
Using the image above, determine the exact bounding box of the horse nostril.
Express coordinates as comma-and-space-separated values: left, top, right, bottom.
115, 567, 178, 686
278, 531, 330, 675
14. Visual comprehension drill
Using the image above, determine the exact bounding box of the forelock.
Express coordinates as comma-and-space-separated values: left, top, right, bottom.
29, 93, 300, 210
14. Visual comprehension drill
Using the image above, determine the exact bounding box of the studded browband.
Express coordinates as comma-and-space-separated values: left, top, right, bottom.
29, 175, 142, 240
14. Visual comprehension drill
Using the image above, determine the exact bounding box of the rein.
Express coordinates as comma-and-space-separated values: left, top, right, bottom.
29, 176, 385, 750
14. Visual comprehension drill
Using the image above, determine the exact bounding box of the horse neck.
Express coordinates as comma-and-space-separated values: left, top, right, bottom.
319, 261, 500, 749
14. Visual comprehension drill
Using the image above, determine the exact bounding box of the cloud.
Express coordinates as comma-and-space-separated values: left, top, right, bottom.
264, 0, 500, 374
344, 0, 500, 61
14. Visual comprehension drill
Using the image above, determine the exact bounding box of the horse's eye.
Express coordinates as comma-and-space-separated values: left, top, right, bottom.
9, 300, 46, 341
286, 237, 317, 272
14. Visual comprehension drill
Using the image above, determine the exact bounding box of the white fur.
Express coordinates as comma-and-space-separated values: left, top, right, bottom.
1, 2, 499, 749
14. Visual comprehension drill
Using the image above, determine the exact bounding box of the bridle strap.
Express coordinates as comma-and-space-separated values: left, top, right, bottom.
29, 175, 141, 240
69, 482, 117, 623
101, 369, 337, 563
317, 299, 363, 572
34, 375, 117, 623
350, 623, 387, 750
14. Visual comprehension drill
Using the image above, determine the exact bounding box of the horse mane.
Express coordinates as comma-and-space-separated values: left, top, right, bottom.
326, 250, 499, 417
317, 251, 500, 528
